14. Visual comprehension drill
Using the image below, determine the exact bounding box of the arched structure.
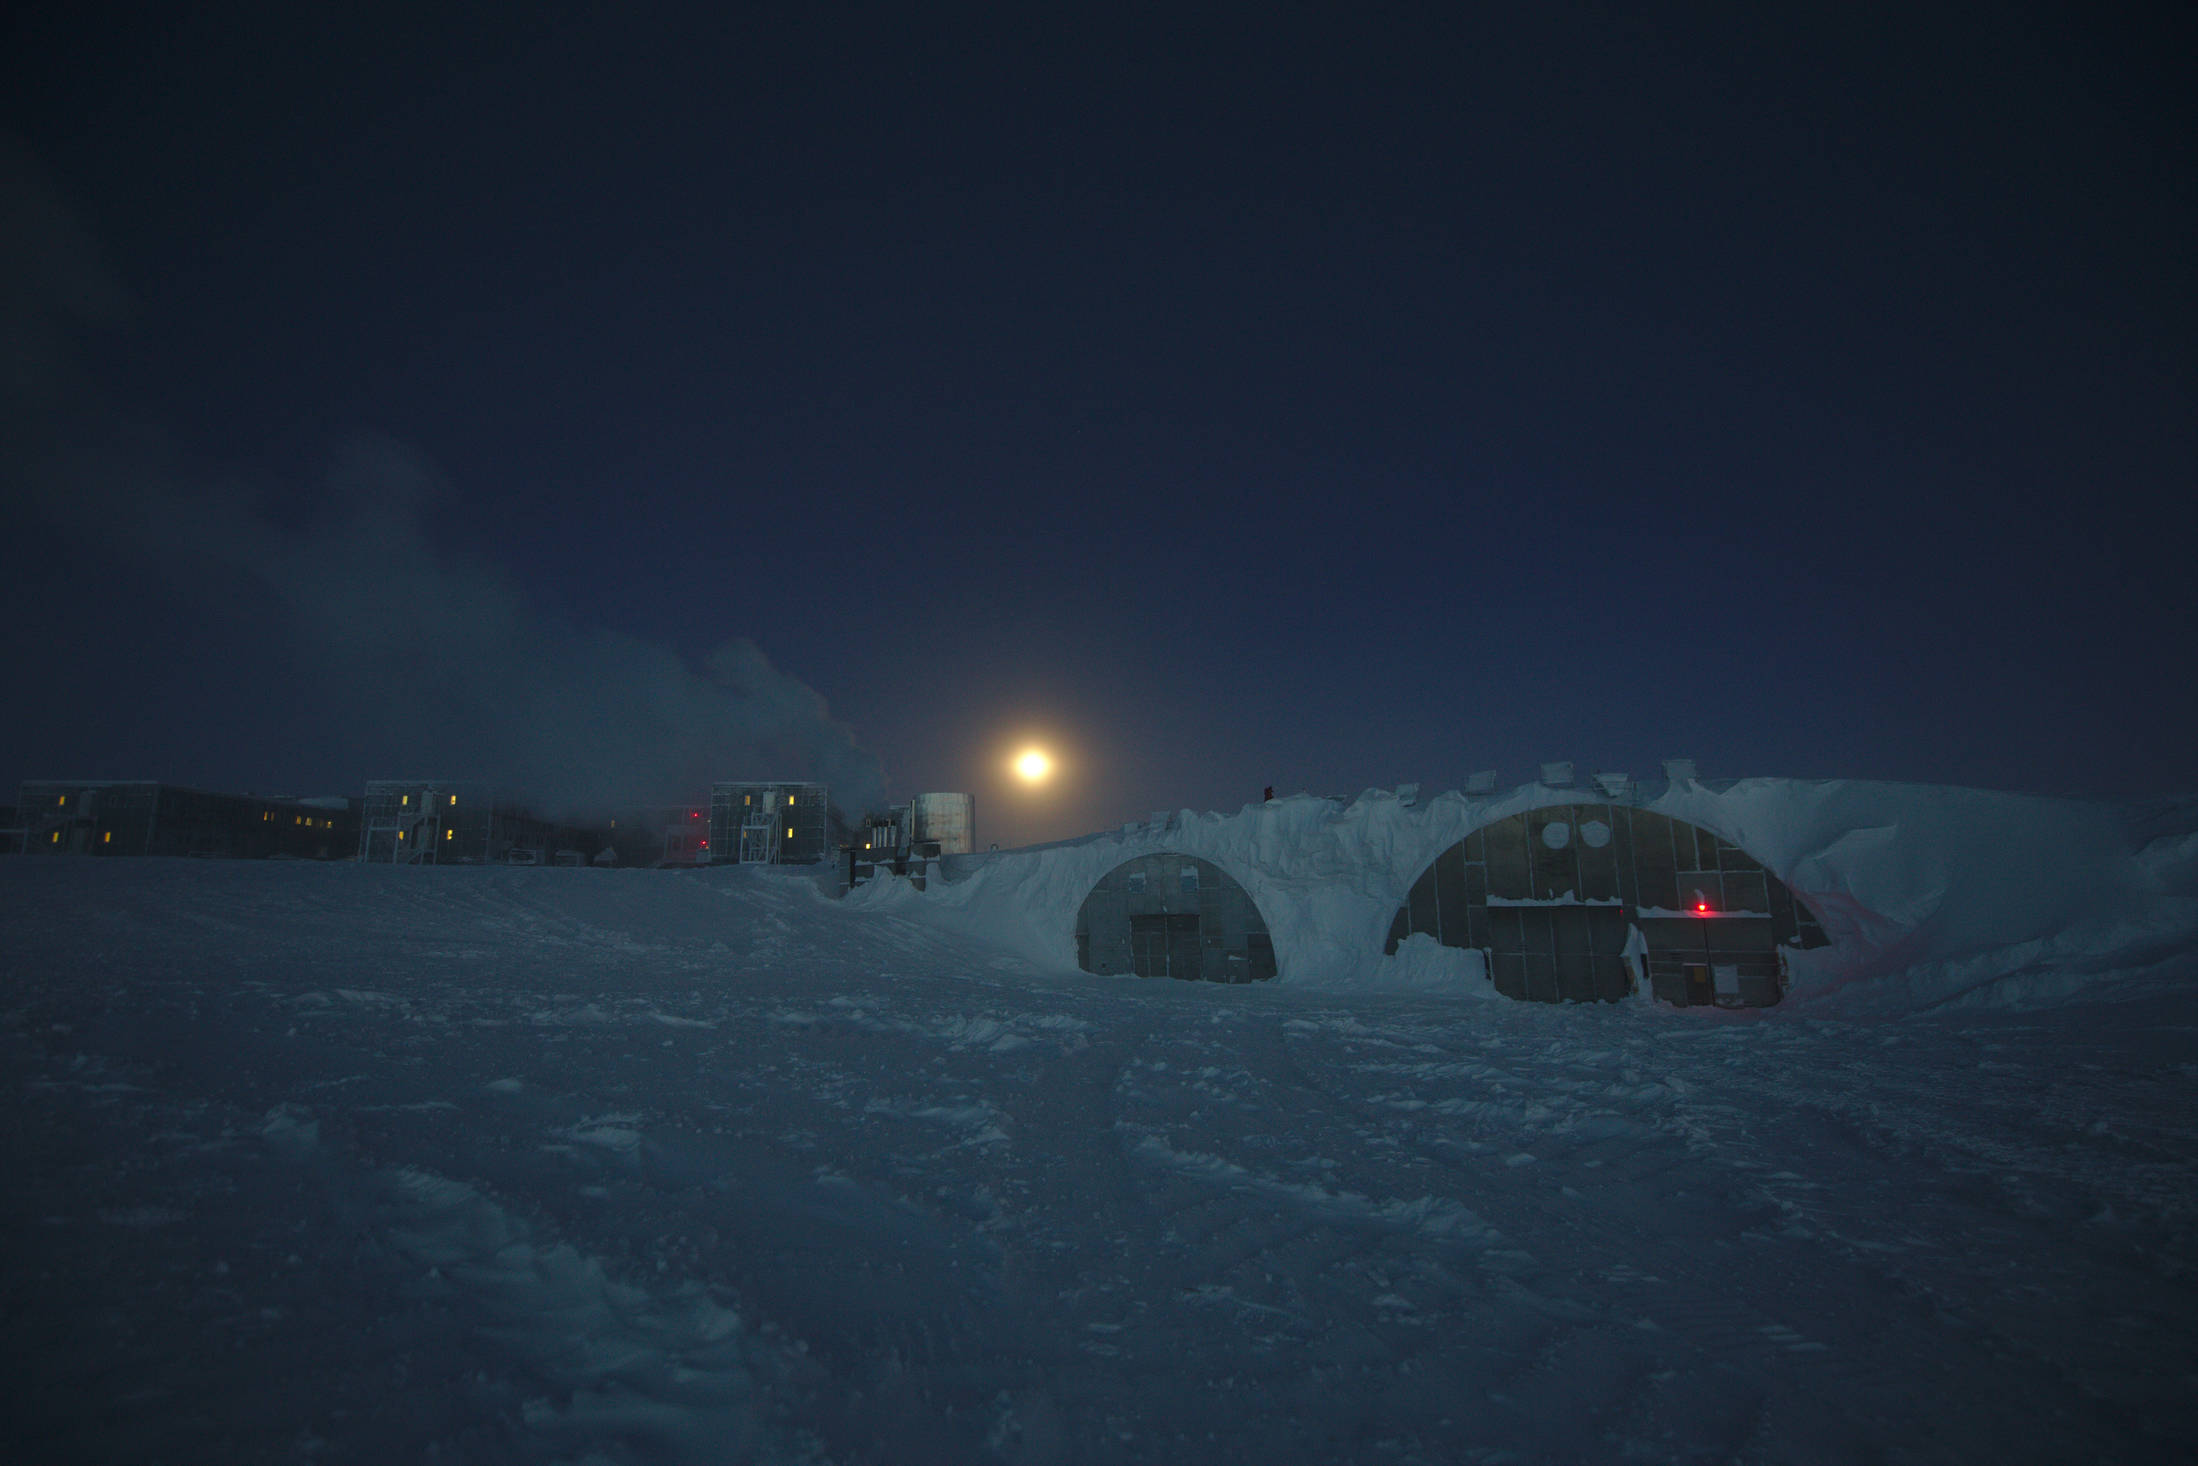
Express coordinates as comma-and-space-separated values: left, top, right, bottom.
1385, 805, 1828, 1007
1076, 853, 1278, 983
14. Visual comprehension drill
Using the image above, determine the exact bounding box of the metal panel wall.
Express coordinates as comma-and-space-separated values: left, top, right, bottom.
1388, 806, 1829, 1007
359, 781, 495, 863
709, 781, 832, 864
1075, 853, 1277, 983
19, 781, 349, 859
909, 793, 975, 856
19, 781, 160, 855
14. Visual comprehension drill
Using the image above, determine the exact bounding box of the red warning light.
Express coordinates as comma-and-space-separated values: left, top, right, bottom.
1696, 901, 1710, 913
700, 840, 709, 848
691, 810, 700, 818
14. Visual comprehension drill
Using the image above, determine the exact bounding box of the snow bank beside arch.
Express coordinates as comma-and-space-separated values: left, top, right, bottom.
885, 780, 2198, 1013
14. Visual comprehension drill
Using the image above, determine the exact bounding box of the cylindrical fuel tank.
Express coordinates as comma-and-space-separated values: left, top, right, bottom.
908, 792, 975, 855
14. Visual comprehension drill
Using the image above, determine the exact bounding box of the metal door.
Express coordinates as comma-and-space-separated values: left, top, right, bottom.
1683, 962, 1714, 1006
1129, 914, 1202, 979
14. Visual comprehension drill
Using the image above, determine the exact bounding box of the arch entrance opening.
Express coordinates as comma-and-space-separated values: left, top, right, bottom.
1077, 854, 1278, 983
1386, 806, 1827, 1007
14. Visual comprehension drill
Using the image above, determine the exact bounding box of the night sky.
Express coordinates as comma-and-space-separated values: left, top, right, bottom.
4, 3, 2191, 847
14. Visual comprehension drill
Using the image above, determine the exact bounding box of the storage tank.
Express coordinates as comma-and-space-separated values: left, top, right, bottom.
908, 792, 975, 855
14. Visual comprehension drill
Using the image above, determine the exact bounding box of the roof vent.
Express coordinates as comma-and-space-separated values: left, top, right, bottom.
1395, 783, 1420, 806
1593, 771, 1631, 799
1663, 758, 1698, 783
1539, 761, 1575, 787
1465, 770, 1499, 795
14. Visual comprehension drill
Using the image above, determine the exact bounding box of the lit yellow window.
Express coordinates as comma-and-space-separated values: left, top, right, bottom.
743, 795, 751, 806
57, 795, 66, 806
103, 831, 111, 843
787, 794, 796, 806
449, 794, 457, 806
445, 829, 453, 840
398, 831, 407, 841
864, 842, 871, 850
50, 830, 59, 843
786, 827, 794, 839
402, 794, 410, 806
295, 815, 302, 825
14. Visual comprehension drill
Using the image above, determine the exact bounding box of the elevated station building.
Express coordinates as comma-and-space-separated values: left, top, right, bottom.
17, 780, 357, 860
709, 781, 847, 865
357, 781, 601, 865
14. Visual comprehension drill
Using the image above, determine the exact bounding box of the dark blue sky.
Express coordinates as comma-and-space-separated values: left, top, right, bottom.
4, 3, 2192, 845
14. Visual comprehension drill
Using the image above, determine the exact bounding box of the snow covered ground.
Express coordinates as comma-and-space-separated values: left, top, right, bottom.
5, 853, 2196, 1463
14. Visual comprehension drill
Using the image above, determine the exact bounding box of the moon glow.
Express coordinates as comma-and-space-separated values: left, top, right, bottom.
1014, 749, 1053, 784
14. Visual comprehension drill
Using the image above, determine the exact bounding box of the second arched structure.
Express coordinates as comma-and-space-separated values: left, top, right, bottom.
1077, 853, 1278, 983
1385, 805, 1827, 1007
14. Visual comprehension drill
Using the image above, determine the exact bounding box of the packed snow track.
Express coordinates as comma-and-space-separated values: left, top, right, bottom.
4, 860, 2195, 1463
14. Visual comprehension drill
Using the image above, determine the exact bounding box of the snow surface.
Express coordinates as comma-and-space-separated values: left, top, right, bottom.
4, 799, 2197, 1463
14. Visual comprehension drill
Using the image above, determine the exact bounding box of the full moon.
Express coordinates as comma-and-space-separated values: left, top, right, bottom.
1013, 749, 1053, 784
